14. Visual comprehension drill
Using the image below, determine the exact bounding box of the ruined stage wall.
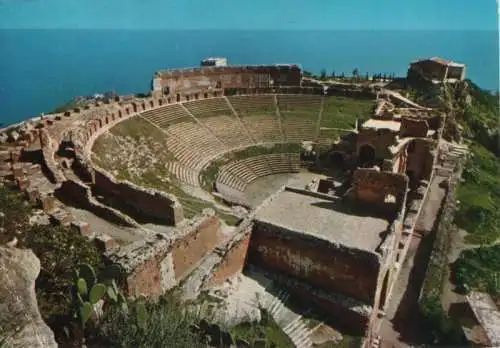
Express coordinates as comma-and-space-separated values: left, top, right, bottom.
114, 214, 223, 298
406, 139, 436, 182
248, 221, 381, 304
206, 233, 251, 288
350, 169, 408, 214
93, 167, 184, 226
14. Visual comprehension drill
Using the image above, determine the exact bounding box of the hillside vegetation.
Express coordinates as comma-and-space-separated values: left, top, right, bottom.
414, 77, 499, 344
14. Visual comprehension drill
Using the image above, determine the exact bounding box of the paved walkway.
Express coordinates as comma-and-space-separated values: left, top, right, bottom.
376, 171, 448, 347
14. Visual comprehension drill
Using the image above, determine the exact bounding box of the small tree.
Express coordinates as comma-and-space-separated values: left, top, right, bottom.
352, 68, 359, 78
331, 70, 336, 78
320, 68, 327, 80
340, 72, 345, 80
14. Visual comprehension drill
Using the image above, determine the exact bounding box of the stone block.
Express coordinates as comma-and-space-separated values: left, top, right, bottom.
12, 163, 24, 179
49, 210, 72, 227
94, 234, 119, 252
25, 187, 40, 203
40, 195, 56, 213
0, 162, 11, 171
70, 221, 91, 236
0, 150, 10, 162
26, 164, 41, 175
17, 176, 30, 191
10, 150, 21, 163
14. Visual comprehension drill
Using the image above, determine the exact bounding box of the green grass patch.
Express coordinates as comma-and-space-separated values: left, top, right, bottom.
92, 117, 239, 223
317, 128, 346, 145
229, 310, 294, 348
321, 96, 374, 129
455, 144, 500, 244
454, 245, 500, 297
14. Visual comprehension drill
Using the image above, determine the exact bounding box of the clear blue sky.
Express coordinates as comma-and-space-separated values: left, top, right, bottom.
0, 0, 498, 30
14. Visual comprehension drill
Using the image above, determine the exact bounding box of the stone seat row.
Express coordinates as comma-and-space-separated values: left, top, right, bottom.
243, 118, 283, 143
228, 95, 277, 114
165, 161, 199, 186
184, 98, 233, 118
216, 153, 300, 192
201, 116, 254, 148
140, 104, 191, 128
282, 119, 317, 142
165, 123, 227, 170
277, 94, 323, 109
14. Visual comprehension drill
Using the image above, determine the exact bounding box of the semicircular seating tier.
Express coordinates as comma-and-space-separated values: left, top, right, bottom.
216, 153, 300, 193
129, 94, 361, 188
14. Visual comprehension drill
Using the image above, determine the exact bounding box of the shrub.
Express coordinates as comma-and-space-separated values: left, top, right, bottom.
0, 184, 101, 322
97, 297, 202, 348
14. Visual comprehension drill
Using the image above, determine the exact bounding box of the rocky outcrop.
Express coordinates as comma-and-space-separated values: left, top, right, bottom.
0, 246, 57, 348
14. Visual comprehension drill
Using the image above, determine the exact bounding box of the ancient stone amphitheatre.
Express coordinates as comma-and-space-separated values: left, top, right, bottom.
0, 58, 470, 347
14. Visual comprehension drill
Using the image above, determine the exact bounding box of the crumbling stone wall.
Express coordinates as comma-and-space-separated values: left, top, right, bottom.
357, 128, 398, 160
248, 221, 381, 304
207, 233, 251, 288
399, 117, 429, 138
57, 180, 138, 227
406, 138, 436, 182
152, 65, 302, 97
350, 169, 408, 211
93, 167, 184, 226
171, 215, 222, 280
111, 214, 223, 298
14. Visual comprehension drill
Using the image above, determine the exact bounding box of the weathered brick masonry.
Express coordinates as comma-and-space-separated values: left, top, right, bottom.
171, 215, 222, 280
113, 214, 223, 298
207, 233, 251, 288
248, 221, 380, 304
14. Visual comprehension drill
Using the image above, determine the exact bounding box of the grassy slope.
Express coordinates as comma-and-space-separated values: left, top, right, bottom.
92, 117, 239, 223
451, 81, 500, 296
411, 78, 499, 343
321, 97, 374, 129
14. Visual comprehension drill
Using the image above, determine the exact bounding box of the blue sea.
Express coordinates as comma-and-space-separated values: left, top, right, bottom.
0, 29, 498, 126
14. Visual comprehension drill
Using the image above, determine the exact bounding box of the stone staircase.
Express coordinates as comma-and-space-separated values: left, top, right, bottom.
435, 142, 468, 177
258, 288, 316, 348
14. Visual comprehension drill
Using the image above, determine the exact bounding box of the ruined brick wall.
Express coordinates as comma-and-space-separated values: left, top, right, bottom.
58, 180, 138, 227
406, 139, 435, 182
93, 168, 184, 225
153, 65, 302, 96
207, 233, 251, 288
357, 128, 398, 160
125, 255, 165, 298
409, 60, 447, 81
289, 285, 369, 335
248, 222, 381, 304
171, 215, 223, 280
399, 118, 429, 138
114, 214, 223, 298
350, 169, 408, 208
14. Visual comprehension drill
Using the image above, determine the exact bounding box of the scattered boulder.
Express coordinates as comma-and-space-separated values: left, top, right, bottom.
0, 246, 57, 347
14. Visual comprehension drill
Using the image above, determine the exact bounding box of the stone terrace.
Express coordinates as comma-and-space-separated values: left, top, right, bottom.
254, 187, 390, 254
